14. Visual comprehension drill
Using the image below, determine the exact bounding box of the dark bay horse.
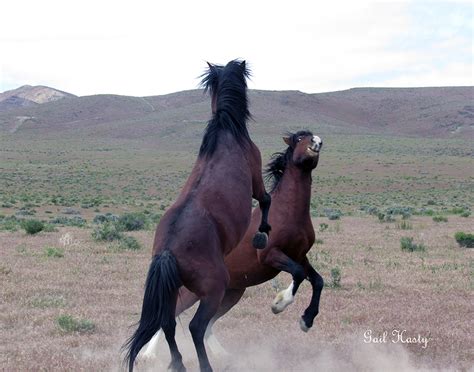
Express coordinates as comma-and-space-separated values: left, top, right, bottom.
142, 130, 323, 359
124, 60, 271, 372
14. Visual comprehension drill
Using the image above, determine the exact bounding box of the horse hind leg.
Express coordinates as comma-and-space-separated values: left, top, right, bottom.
162, 318, 186, 372
261, 249, 306, 314
141, 288, 199, 361
272, 281, 297, 314
188, 271, 229, 372
299, 257, 324, 332
205, 288, 245, 357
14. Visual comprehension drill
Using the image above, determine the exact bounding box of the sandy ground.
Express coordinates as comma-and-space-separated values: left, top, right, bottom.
0, 216, 472, 371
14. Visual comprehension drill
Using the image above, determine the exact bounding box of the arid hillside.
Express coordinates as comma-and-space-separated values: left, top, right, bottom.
0, 86, 472, 138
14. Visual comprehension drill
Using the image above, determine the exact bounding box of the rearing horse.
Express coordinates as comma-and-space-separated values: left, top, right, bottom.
142, 131, 324, 360
124, 60, 271, 372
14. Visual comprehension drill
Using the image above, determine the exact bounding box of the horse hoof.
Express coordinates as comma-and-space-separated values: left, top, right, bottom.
299, 317, 310, 333
252, 232, 268, 249
167, 362, 186, 372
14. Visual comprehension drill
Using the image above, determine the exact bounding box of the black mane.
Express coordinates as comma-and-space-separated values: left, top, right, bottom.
199, 59, 251, 157
265, 130, 313, 192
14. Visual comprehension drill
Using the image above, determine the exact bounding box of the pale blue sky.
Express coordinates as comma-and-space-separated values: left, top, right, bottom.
0, 0, 472, 96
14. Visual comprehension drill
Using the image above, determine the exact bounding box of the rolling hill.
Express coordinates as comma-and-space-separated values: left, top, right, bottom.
0, 85, 76, 112
0, 86, 472, 139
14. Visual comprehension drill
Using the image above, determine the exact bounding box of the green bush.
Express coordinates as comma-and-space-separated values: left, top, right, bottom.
22, 219, 44, 235
51, 216, 86, 227
377, 212, 395, 223
460, 211, 471, 217
454, 232, 474, 248
118, 236, 141, 251
397, 220, 412, 230
400, 237, 425, 252
0, 216, 21, 232
44, 247, 64, 258
433, 215, 448, 222
330, 267, 341, 288
93, 213, 119, 224
319, 223, 329, 232
325, 209, 342, 220
91, 222, 123, 242
117, 212, 148, 231
57, 314, 95, 333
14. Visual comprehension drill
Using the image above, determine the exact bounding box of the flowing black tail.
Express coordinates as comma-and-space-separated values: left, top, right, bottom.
124, 250, 181, 371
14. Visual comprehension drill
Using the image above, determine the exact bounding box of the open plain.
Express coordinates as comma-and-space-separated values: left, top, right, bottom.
0, 86, 473, 371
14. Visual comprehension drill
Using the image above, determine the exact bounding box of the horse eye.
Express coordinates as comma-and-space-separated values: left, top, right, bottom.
297, 137, 302, 142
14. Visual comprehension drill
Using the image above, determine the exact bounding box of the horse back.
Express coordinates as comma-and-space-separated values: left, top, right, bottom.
153, 135, 257, 257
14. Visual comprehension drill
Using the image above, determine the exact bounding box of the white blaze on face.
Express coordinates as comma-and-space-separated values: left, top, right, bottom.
312, 135, 322, 150
271, 281, 295, 314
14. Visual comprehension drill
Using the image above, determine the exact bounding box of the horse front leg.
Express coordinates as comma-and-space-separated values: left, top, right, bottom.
299, 256, 324, 332
259, 248, 305, 313
250, 144, 272, 249
252, 191, 271, 249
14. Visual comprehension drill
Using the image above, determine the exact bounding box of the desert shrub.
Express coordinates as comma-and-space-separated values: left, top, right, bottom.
16, 208, 35, 216
324, 208, 342, 220
460, 211, 471, 217
454, 232, 474, 248
149, 212, 163, 224
44, 246, 64, 258
117, 212, 148, 231
0, 216, 21, 231
385, 206, 414, 217
319, 223, 329, 232
50, 216, 86, 227
93, 213, 119, 224
330, 267, 341, 288
418, 208, 435, 216
397, 220, 412, 230
377, 212, 395, 223
450, 206, 469, 215
400, 237, 425, 252
62, 207, 81, 215
118, 236, 141, 251
22, 219, 44, 235
92, 222, 123, 242
360, 205, 379, 215
42, 224, 58, 232
57, 314, 95, 333
433, 215, 448, 223
30, 295, 66, 308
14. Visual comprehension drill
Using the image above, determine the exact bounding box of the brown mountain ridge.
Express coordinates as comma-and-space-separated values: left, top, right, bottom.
0, 85, 472, 138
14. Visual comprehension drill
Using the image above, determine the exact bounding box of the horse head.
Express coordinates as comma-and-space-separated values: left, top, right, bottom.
283, 130, 322, 170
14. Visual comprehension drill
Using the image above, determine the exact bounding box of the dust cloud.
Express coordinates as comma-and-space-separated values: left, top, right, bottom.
129, 327, 447, 372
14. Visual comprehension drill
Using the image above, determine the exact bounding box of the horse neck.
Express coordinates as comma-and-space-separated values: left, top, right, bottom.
274, 164, 313, 218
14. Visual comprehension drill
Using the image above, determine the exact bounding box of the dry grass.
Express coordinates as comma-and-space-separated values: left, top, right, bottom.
0, 216, 472, 371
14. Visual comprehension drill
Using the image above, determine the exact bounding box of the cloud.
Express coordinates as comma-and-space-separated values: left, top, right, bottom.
0, 0, 472, 95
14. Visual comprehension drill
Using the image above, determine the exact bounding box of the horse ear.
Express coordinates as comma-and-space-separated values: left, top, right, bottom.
283, 136, 291, 145
240, 60, 246, 69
